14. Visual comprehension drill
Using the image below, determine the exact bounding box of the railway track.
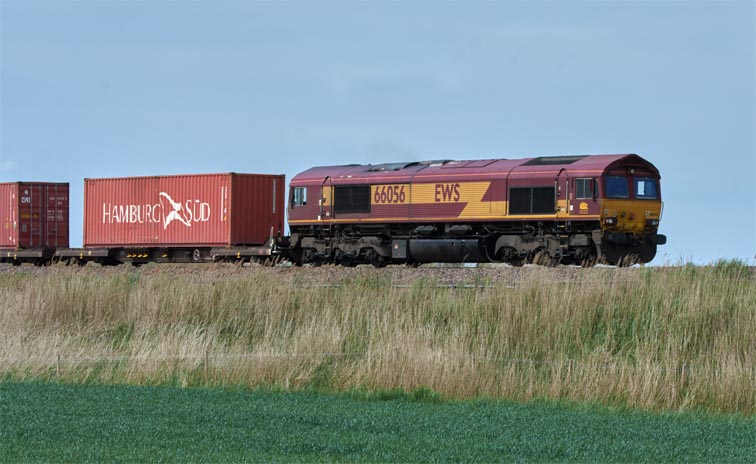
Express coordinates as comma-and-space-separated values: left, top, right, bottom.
3, 262, 751, 289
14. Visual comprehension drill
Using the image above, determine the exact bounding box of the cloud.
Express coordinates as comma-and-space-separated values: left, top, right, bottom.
1, 161, 16, 172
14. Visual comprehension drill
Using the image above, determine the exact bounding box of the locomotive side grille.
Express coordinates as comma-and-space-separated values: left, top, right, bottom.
333, 185, 371, 214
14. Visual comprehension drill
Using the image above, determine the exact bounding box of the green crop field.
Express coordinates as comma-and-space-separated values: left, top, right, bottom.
1, 382, 755, 462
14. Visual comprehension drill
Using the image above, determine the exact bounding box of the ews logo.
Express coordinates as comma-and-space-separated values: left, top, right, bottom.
434, 183, 460, 202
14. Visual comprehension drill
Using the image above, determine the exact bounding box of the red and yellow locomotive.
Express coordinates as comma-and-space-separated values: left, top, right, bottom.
287, 154, 666, 266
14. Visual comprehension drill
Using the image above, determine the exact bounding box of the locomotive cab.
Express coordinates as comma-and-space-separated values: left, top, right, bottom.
597, 156, 666, 264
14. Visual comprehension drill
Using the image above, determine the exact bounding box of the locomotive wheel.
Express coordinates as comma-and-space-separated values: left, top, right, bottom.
496, 247, 524, 267
532, 250, 558, 267
371, 255, 387, 268
364, 248, 387, 268
340, 257, 357, 267
580, 256, 598, 268
301, 248, 321, 267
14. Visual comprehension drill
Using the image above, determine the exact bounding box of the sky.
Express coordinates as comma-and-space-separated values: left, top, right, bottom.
1, 1, 754, 264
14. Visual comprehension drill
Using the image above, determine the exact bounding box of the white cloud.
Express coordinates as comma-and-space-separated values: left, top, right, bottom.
1, 161, 16, 172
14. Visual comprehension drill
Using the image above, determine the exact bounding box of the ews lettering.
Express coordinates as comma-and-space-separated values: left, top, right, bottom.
434, 183, 460, 202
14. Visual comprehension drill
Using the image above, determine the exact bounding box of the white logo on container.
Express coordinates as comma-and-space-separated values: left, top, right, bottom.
159, 192, 191, 229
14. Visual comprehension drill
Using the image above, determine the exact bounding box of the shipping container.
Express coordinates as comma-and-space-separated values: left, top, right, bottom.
0, 182, 70, 249
83, 173, 284, 248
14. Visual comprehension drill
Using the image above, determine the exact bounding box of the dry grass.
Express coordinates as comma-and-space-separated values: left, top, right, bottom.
0, 262, 754, 414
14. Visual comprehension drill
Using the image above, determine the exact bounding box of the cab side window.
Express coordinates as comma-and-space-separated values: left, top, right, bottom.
292, 187, 307, 207
575, 178, 595, 199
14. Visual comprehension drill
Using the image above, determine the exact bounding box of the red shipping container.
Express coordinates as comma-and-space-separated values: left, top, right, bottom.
83, 173, 284, 247
0, 182, 70, 249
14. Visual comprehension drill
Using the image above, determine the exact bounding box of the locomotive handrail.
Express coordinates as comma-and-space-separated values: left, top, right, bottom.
320, 175, 332, 221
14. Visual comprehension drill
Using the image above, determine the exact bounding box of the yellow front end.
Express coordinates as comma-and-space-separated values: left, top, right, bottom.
601, 200, 663, 237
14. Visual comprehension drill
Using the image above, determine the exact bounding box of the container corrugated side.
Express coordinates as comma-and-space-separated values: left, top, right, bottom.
84, 173, 283, 247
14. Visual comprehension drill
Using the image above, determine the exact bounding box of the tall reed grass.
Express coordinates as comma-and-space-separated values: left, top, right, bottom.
0, 262, 753, 414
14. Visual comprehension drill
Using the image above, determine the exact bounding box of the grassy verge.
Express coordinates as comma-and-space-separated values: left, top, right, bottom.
1, 381, 754, 463
0, 262, 754, 413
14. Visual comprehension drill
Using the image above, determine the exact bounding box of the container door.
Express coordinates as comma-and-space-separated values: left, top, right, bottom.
44, 184, 69, 248
44, 185, 54, 247
0, 184, 18, 248
18, 184, 44, 248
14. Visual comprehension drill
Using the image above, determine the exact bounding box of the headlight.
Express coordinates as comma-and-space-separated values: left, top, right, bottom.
605, 217, 617, 225
646, 219, 659, 227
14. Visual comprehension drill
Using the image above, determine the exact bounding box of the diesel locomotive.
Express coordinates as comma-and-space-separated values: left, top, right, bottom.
287, 154, 666, 267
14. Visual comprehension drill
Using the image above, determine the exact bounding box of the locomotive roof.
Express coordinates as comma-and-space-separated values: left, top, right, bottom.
291, 154, 660, 185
